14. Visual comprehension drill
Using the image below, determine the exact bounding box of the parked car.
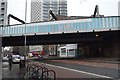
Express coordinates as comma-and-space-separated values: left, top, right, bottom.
12, 55, 20, 63
28, 53, 33, 57
38, 54, 43, 58
2, 56, 9, 61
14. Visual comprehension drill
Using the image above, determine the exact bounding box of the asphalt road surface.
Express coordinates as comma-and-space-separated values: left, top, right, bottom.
2, 60, 119, 80
34, 60, 119, 79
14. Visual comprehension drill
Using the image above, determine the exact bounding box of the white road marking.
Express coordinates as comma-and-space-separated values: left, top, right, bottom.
45, 63, 113, 79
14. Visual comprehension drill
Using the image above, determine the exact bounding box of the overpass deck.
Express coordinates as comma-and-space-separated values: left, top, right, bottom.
1, 16, 120, 37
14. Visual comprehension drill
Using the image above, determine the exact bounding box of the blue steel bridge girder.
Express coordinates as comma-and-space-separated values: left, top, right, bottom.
2, 16, 120, 37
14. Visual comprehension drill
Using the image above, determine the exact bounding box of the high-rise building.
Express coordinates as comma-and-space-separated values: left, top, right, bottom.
31, 0, 67, 22
31, 0, 67, 56
118, 1, 120, 16
0, 0, 7, 27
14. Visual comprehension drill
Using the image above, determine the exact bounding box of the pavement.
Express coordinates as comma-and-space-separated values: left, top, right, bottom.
2, 61, 27, 79
1, 57, 120, 79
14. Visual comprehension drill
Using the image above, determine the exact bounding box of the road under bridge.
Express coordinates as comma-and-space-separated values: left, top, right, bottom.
2, 30, 120, 58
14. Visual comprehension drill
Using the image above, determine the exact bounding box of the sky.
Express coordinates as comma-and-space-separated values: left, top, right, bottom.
7, 0, 120, 25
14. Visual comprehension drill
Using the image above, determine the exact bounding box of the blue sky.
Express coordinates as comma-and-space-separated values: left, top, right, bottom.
7, 0, 120, 25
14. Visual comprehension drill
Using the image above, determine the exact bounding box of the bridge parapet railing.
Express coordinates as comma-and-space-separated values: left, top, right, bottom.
1, 16, 120, 36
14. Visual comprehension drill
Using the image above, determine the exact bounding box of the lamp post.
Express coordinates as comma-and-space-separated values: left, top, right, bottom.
0, 26, 3, 80
20, 0, 27, 68
24, 0, 27, 65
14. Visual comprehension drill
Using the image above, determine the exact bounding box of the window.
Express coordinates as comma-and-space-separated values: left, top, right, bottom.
1, 14, 4, 16
1, 3, 5, 7
1, 8, 4, 10
1, 19, 4, 21
61, 48, 66, 55
68, 49, 74, 55
1, 2, 5, 5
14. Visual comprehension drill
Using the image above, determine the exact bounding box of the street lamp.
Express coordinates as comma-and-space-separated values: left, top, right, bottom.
24, 0, 27, 61
24, 0, 27, 53
21, 0, 27, 68
0, 26, 3, 80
